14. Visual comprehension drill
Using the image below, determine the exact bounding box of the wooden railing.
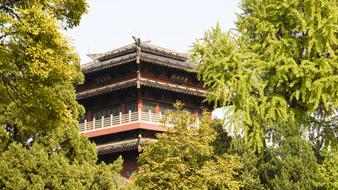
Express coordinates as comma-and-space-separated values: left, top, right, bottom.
78, 110, 163, 133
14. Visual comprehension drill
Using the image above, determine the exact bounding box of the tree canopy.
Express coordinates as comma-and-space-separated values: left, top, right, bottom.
193, 0, 337, 152
0, 1, 125, 189
192, 0, 337, 189
136, 104, 245, 190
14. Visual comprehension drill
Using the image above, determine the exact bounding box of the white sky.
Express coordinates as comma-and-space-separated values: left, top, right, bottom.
65, 0, 241, 64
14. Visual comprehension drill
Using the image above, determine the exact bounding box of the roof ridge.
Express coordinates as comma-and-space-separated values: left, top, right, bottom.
85, 41, 190, 63
140, 43, 189, 60
86, 43, 136, 61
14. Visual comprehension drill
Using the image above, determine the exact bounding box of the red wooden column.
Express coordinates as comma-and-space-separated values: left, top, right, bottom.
87, 111, 92, 130
137, 99, 142, 112
121, 103, 125, 114
137, 71, 142, 112
87, 111, 92, 121
155, 103, 160, 114
136, 55, 142, 114
194, 110, 198, 119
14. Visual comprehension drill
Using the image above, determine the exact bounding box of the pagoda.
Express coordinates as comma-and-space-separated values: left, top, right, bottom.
76, 38, 208, 178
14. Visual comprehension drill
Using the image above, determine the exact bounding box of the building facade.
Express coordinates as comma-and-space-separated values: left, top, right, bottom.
76, 39, 208, 178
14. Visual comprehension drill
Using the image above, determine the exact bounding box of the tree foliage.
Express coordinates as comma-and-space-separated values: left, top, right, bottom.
318, 146, 338, 189
228, 138, 263, 190
193, 0, 337, 151
0, 1, 124, 189
135, 104, 244, 190
192, 0, 337, 189
260, 126, 321, 189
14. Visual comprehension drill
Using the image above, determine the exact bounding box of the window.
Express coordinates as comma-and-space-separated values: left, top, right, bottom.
112, 105, 120, 116
125, 101, 137, 112
92, 108, 112, 120
142, 101, 156, 112
160, 104, 173, 114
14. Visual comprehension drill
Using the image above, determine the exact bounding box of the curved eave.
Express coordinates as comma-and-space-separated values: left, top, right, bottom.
81, 52, 196, 74
140, 52, 196, 72
98, 45, 136, 61
82, 53, 137, 74
76, 78, 206, 100
97, 138, 157, 155
76, 79, 137, 100
140, 44, 188, 61
140, 78, 206, 97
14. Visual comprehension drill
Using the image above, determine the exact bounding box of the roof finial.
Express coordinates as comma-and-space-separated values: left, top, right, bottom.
132, 36, 141, 47
132, 36, 141, 55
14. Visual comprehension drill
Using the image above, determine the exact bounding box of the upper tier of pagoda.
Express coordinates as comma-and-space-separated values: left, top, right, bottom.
82, 41, 196, 74
76, 40, 206, 100
76, 39, 209, 139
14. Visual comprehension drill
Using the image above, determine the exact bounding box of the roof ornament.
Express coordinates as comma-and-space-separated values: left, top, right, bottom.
132, 36, 141, 56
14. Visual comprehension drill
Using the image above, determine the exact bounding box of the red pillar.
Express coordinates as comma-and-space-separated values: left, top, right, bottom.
87, 111, 92, 121
194, 110, 198, 119
138, 99, 142, 112
87, 111, 92, 130
121, 103, 125, 114
155, 103, 160, 114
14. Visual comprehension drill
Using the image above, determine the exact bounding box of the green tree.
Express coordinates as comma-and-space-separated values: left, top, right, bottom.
318, 146, 338, 189
193, 0, 337, 151
212, 121, 263, 190
135, 104, 243, 190
0, 1, 124, 189
192, 0, 337, 188
228, 138, 263, 190
260, 126, 321, 190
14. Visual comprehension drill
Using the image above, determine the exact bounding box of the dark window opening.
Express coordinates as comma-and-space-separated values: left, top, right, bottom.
142, 101, 156, 112
160, 104, 174, 114
92, 108, 112, 120
125, 101, 137, 113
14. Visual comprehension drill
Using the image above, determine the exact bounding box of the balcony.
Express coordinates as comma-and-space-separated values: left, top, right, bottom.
79, 110, 166, 136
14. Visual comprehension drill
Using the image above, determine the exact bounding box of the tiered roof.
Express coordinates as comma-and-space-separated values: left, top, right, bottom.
97, 138, 157, 155
77, 79, 137, 100
82, 42, 196, 74
77, 41, 206, 99
77, 78, 206, 100
139, 78, 206, 97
